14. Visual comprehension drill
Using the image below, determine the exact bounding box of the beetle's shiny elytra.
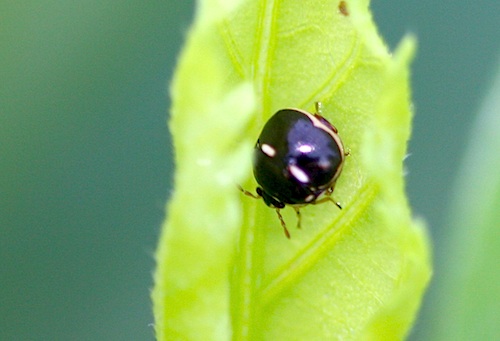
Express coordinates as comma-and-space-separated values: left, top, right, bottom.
241, 102, 346, 238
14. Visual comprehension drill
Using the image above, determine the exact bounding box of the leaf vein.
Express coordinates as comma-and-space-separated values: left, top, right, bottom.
219, 19, 246, 78
259, 182, 378, 306
300, 34, 362, 108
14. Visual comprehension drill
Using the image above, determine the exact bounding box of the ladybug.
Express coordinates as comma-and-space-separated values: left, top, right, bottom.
240, 102, 346, 238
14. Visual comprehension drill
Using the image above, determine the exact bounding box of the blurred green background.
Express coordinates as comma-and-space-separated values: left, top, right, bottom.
1, 1, 498, 340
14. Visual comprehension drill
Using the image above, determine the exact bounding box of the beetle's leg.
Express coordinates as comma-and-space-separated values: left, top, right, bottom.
330, 197, 342, 210
315, 101, 323, 115
293, 207, 301, 229
314, 196, 342, 209
327, 186, 342, 209
275, 209, 290, 239
314, 189, 342, 210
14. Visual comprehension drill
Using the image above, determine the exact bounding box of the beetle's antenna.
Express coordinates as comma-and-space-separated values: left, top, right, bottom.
237, 185, 260, 199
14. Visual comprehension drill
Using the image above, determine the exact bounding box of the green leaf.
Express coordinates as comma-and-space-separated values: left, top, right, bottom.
422, 57, 500, 340
152, 0, 431, 340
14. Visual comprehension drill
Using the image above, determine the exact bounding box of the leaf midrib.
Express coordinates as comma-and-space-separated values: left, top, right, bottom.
253, 0, 279, 118
231, 1, 279, 339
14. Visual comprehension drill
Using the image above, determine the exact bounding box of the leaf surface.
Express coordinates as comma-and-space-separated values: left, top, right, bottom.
152, 0, 431, 340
